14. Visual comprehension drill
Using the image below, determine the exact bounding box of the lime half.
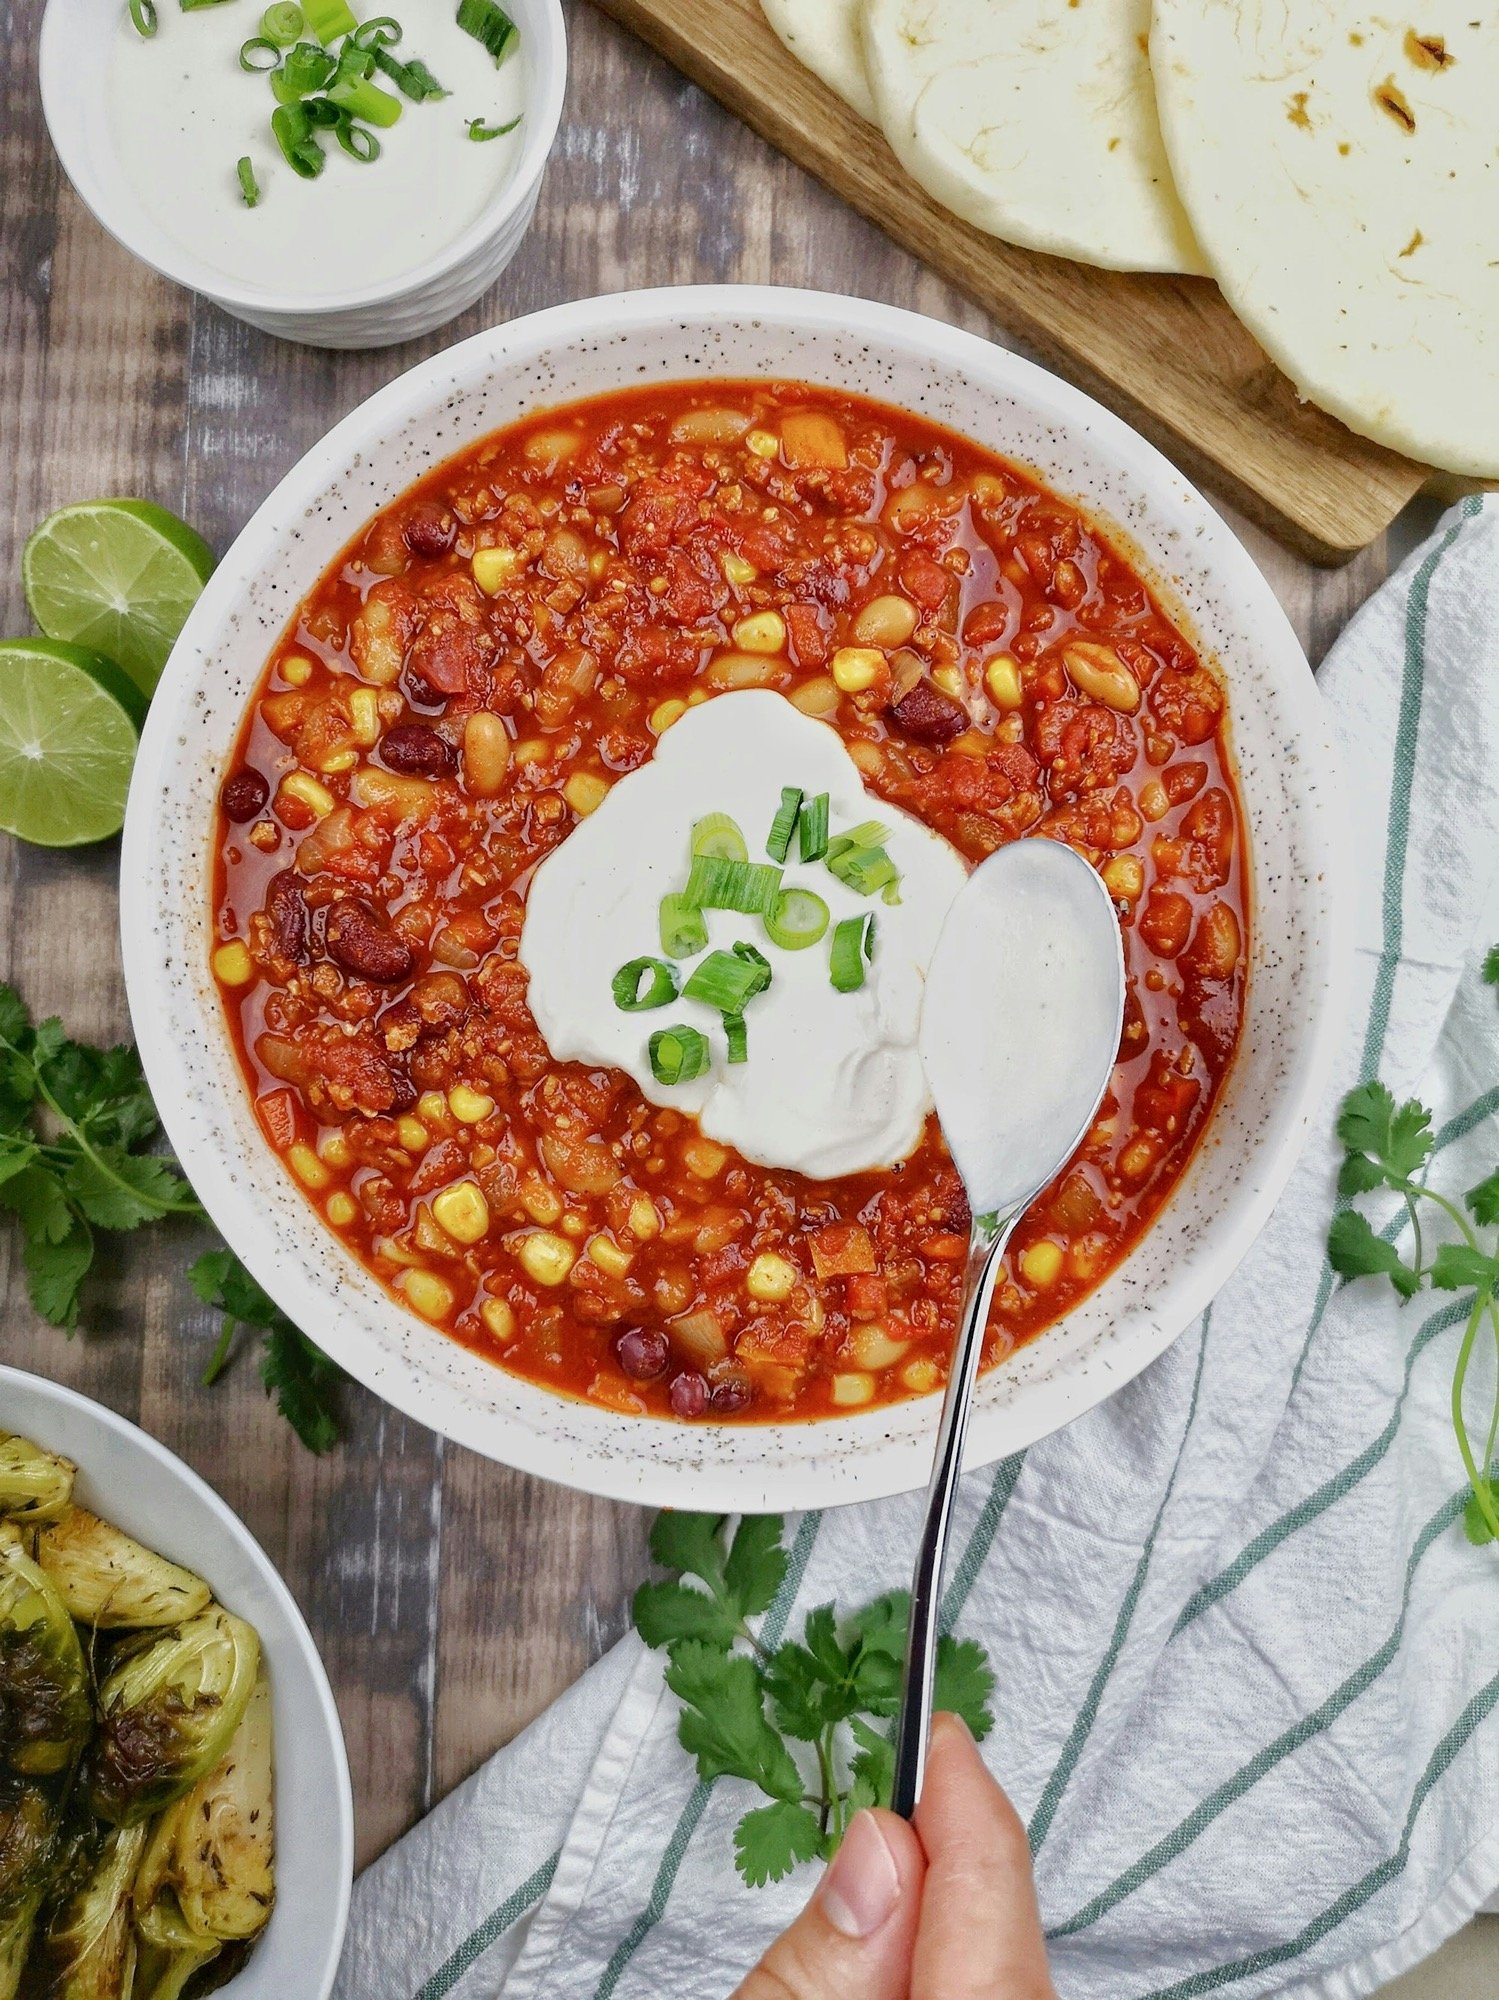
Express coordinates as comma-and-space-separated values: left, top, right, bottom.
22, 500, 215, 696
0, 641, 148, 847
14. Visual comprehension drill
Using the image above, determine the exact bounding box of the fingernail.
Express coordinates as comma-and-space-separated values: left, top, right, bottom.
820, 1811, 901, 1939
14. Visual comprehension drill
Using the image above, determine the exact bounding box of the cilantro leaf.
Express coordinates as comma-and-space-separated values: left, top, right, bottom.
260, 1324, 343, 1455
1327, 1209, 1422, 1298
665, 1642, 802, 1801
64, 1149, 192, 1231
649, 1512, 730, 1594
846, 1714, 895, 1812
763, 1641, 829, 1741
640, 1513, 787, 1647
1335, 1081, 1433, 1188
632, 1579, 740, 1652
1483, 945, 1499, 987
934, 1636, 997, 1741
1430, 1243, 1499, 1294
23, 1216, 94, 1329
1466, 1169, 1499, 1229
734, 1801, 824, 1887
723, 1513, 788, 1619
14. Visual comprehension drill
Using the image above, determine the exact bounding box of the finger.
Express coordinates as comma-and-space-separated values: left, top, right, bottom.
911, 1714, 1054, 2000
732, 1808, 925, 2000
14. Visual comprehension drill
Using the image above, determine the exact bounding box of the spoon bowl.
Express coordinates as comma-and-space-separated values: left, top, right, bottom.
892, 838, 1126, 1814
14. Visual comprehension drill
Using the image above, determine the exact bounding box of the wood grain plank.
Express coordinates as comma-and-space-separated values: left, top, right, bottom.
589, 0, 1429, 564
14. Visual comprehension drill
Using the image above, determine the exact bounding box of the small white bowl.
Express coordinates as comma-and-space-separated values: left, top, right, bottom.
120, 286, 1350, 1513
38, 0, 566, 349
0, 1366, 353, 1999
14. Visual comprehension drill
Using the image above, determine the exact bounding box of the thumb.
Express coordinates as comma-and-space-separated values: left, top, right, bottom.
731, 1808, 925, 2000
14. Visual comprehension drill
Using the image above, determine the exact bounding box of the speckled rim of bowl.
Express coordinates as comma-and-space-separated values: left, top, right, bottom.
36, 0, 567, 318
119, 285, 1351, 1514
0, 1365, 353, 2000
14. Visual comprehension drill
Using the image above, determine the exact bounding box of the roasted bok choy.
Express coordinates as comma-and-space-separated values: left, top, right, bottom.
0, 1431, 276, 1996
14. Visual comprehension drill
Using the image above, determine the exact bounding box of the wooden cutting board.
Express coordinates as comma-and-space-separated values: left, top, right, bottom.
591, 0, 1434, 565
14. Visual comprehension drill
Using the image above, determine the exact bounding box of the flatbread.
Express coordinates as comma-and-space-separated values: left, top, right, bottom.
861, 0, 1204, 274
1151, 5, 1499, 476
761, 0, 877, 122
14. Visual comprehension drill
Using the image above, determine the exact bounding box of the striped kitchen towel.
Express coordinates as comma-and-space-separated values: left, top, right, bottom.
335, 494, 1499, 2000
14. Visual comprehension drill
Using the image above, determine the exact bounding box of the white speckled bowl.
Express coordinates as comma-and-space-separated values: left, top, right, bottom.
120, 287, 1349, 1511
0, 1366, 352, 1999
38, 0, 566, 349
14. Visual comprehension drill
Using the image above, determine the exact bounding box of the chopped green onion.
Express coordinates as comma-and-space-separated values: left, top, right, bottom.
335, 113, 381, 160
659, 893, 708, 961
270, 102, 325, 177
829, 819, 890, 855
466, 113, 521, 138
648, 1025, 711, 1087
302, 92, 341, 124
277, 39, 337, 93
240, 35, 283, 70
350, 11, 401, 44
683, 948, 768, 1015
328, 71, 404, 126
731, 940, 773, 994
826, 842, 900, 901
301, 0, 356, 41
682, 855, 783, 917
236, 155, 261, 206
333, 40, 375, 78
797, 791, 830, 863
691, 812, 747, 862
830, 913, 876, 993
376, 48, 449, 99
261, 1, 305, 42
724, 1014, 748, 1065
763, 887, 830, 952
612, 957, 679, 1013
179, 0, 235, 10
456, 0, 518, 64
128, 0, 158, 38
765, 786, 802, 864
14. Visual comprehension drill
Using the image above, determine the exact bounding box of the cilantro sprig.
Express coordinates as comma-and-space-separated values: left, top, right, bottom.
1328, 962, 1499, 1548
0, 980, 342, 1453
633, 1512, 994, 1886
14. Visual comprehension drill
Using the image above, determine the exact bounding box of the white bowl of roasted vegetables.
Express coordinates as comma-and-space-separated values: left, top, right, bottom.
0, 1367, 352, 1999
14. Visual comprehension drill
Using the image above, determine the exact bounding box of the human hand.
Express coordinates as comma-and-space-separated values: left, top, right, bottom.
731, 1712, 1054, 1999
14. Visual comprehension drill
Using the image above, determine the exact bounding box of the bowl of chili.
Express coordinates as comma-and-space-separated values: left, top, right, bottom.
120, 286, 1348, 1510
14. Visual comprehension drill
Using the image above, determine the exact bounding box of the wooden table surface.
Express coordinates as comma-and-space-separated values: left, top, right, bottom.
0, 3, 1483, 1981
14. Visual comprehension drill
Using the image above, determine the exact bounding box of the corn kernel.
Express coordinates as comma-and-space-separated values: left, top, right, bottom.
348, 687, 381, 747
326, 1192, 358, 1228
417, 1090, 450, 1129
745, 428, 779, 459
830, 1371, 875, 1408
1139, 780, 1170, 822
933, 665, 966, 700
288, 1143, 329, 1191
1019, 1240, 1064, 1289
448, 1085, 495, 1125
398, 1268, 455, 1320
900, 1356, 942, 1395
1119, 1138, 1159, 1182
850, 1322, 910, 1370
747, 1252, 797, 1302
682, 1137, 728, 1179
731, 610, 787, 654
481, 1296, 515, 1343
517, 1230, 576, 1286
561, 1213, 587, 1238
396, 1116, 430, 1153
315, 746, 358, 775
1102, 855, 1145, 902
521, 1180, 563, 1225
831, 647, 883, 694
984, 655, 1024, 710
649, 699, 687, 735
472, 546, 519, 594
278, 770, 336, 820
212, 941, 254, 987
588, 1234, 634, 1278
433, 1180, 491, 1246
628, 1196, 661, 1240
563, 771, 610, 817
281, 654, 313, 686
721, 551, 758, 586
316, 1128, 352, 1169
513, 740, 549, 767
588, 550, 609, 579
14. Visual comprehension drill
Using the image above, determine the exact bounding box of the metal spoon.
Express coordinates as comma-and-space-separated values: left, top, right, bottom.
890, 838, 1126, 1818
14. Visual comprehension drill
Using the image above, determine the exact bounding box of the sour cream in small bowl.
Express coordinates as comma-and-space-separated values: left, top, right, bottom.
38, 0, 565, 348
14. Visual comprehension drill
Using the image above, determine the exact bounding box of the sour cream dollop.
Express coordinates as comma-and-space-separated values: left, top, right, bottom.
520, 691, 969, 1180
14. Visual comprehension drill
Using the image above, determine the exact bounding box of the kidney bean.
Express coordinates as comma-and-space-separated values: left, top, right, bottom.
668, 1369, 709, 1418
265, 870, 308, 962
325, 899, 416, 984
889, 677, 969, 746
380, 723, 455, 779
709, 1379, 751, 1415
403, 502, 457, 561
616, 1327, 670, 1382
220, 768, 270, 823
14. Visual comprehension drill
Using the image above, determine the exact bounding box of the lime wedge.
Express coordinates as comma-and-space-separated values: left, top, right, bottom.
22, 500, 215, 696
0, 640, 148, 847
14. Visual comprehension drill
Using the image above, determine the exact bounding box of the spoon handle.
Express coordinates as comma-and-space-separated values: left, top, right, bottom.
890, 1208, 1016, 1819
